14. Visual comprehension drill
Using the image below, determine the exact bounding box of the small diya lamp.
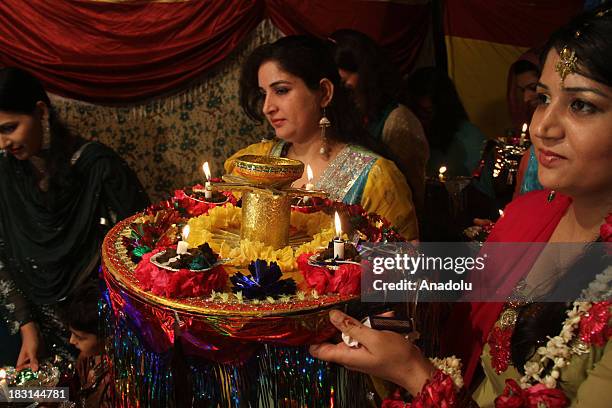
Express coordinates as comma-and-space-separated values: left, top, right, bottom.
312, 212, 360, 265
291, 164, 326, 211
192, 161, 229, 204
152, 225, 221, 271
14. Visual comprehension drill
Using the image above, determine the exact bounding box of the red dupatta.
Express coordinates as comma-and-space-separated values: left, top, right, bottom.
441, 189, 572, 386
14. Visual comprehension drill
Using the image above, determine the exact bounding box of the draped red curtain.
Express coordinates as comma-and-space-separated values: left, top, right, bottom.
0, 0, 430, 103
0, 0, 264, 103
265, 0, 431, 76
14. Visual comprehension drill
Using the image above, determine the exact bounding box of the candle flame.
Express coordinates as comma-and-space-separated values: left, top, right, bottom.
521, 123, 528, 133
499, 209, 504, 217
202, 162, 211, 181
439, 166, 447, 174
334, 212, 342, 237
182, 224, 190, 239
0, 369, 5, 379
306, 164, 313, 182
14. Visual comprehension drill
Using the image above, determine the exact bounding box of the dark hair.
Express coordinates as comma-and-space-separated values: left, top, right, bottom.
512, 60, 540, 76
239, 35, 371, 147
329, 29, 401, 123
0, 67, 77, 184
540, 3, 612, 88
63, 282, 101, 335
404, 67, 469, 152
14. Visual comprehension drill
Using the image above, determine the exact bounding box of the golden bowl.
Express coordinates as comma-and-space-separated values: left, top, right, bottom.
233, 155, 304, 186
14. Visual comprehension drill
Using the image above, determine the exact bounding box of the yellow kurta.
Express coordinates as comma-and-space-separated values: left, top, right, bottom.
224, 139, 418, 240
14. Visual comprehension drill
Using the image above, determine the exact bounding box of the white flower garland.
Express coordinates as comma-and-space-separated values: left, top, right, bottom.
519, 301, 593, 389
579, 265, 612, 301
430, 356, 464, 390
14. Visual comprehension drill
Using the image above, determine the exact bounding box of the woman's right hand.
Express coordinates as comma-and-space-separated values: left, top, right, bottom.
309, 310, 434, 395
17, 321, 40, 371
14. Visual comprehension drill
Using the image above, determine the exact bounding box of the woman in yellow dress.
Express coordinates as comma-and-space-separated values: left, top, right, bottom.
225, 35, 418, 240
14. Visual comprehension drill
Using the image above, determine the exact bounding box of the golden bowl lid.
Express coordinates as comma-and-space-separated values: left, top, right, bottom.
233, 154, 304, 186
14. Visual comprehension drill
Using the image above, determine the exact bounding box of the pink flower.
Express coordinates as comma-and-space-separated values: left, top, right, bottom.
579, 301, 612, 347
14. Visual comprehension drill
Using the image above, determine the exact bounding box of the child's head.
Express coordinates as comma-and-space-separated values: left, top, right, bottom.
64, 282, 103, 357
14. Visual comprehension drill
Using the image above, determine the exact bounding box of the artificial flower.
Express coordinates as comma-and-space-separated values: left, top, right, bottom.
578, 301, 612, 346
230, 260, 296, 300
488, 325, 513, 374
135, 248, 227, 298
328, 264, 361, 296
495, 380, 569, 408
600, 214, 612, 242
297, 253, 331, 294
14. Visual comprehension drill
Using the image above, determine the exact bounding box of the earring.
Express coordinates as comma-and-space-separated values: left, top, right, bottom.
547, 190, 556, 203
319, 108, 331, 158
41, 117, 51, 150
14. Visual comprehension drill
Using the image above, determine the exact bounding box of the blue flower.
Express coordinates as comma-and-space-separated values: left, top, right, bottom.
230, 260, 296, 299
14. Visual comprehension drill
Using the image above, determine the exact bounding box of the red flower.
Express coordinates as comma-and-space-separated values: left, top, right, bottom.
381, 399, 408, 408
412, 370, 457, 408
381, 388, 408, 408
134, 247, 227, 298
495, 380, 569, 408
495, 379, 526, 408
601, 214, 612, 242
524, 384, 569, 408
328, 264, 361, 296
579, 301, 612, 347
488, 325, 513, 374
297, 253, 331, 294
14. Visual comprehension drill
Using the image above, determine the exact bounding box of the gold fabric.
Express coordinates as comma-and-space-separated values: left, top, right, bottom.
225, 139, 419, 240
381, 105, 429, 208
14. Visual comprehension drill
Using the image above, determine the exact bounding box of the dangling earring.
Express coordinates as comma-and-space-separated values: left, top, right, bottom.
41, 116, 51, 150
319, 107, 331, 158
547, 190, 556, 203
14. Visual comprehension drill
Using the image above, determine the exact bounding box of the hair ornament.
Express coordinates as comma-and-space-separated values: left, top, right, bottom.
555, 46, 578, 82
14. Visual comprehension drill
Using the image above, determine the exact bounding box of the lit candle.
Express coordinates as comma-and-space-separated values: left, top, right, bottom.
438, 165, 447, 182
176, 225, 190, 255
333, 212, 344, 260
303, 164, 315, 203
519, 123, 528, 145
202, 162, 212, 199
305, 165, 314, 191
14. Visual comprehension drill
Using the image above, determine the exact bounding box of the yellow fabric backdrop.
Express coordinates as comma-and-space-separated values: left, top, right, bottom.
445, 36, 527, 139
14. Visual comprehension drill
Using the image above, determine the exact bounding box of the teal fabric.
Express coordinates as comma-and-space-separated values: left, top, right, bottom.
342, 159, 377, 204
427, 121, 486, 177
520, 145, 543, 195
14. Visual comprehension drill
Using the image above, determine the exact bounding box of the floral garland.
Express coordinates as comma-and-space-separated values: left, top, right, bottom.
519, 301, 611, 390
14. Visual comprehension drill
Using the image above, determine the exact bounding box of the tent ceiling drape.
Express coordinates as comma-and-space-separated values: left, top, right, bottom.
0, 0, 431, 103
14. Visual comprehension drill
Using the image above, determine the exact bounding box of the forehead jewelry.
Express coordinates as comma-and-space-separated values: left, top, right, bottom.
555, 46, 578, 83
